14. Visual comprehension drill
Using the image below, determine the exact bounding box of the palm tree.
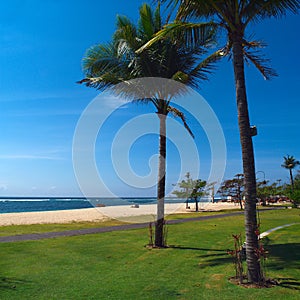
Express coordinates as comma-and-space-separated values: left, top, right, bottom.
78, 3, 217, 247
282, 155, 300, 188
139, 0, 300, 283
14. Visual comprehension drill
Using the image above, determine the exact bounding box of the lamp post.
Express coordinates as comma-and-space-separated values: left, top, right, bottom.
256, 171, 266, 184
256, 171, 267, 206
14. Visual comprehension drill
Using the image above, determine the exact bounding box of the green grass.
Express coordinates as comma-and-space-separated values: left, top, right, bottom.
0, 209, 243, 237
1, 209, 299, 299
0, 220, 125, 237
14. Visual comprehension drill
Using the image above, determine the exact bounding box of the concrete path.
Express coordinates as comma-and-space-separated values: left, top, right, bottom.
1, 208, 294, 243
0, 211, 244, 243
259, 223, 299, 239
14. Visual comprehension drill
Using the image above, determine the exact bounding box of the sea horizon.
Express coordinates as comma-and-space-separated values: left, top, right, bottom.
0, 196, 218, 214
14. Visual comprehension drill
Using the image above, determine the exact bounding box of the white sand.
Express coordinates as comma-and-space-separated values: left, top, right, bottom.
0, 202, 239, 226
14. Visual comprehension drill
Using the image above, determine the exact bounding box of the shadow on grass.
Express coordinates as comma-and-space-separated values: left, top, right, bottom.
275, 278, 300, 290
169, 245, 227, 252
169, 245, 232, 267
266, 243, 300, 270
0, 277, 28, 290
165, 241, 300, 291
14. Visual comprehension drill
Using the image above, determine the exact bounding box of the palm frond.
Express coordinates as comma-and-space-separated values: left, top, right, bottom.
188, 48, 225, 85
261, 0, 300, 17
154, 1, 162, 31
79, 42, 133, 90
243, 39, 278, 79
171, 71, 190, 84
138, 3, 156, 40
243, 0, 300, 25
243, 50, 277, 80
77, 72, 124, 90
114, 15, 139, 49
174, 0, 217, 20
82, 43, 116, 72
136, 21, 218, 54
168, 105, 194, 138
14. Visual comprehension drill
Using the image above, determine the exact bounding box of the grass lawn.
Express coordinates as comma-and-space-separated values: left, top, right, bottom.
1, 209, 299, 299
0, 209, 244, 237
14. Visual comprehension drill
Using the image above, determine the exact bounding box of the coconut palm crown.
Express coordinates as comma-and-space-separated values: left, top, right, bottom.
282, 155, 300, 187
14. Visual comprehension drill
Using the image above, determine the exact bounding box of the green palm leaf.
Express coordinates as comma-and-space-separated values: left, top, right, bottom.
137, 21, 217, 54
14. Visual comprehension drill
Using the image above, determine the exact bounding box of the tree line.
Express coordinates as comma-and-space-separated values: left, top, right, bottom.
173, 154, 300, 210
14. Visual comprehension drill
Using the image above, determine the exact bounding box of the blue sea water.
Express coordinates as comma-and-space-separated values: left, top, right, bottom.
0, 197, 217, 214
0, 197, 185, 214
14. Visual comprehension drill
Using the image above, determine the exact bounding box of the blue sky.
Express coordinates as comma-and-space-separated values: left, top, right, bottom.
0, 0, 299, 197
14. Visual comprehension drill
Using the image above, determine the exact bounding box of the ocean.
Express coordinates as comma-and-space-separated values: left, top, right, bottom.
0, 197, 190, 214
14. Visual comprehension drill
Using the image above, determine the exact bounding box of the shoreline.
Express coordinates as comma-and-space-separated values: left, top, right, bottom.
0, 202, 240, 226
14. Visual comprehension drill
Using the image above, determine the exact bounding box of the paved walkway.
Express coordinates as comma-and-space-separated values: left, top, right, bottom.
1, 208, 291, 243
0, 211, 244, 243
259, 223, 299, 239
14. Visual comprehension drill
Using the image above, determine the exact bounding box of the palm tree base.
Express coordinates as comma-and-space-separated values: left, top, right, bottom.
154, 218, 166, 247
228, 276, 279, 288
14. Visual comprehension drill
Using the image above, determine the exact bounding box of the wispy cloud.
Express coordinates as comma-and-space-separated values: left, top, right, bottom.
102, 94, 129, 109
0, 154, 64, 160
1, 109, 82, 118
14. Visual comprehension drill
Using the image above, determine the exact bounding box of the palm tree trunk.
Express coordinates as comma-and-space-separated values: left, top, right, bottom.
289, 168, 294, 188
231, 32, 262, 284
155, 113, 166, 247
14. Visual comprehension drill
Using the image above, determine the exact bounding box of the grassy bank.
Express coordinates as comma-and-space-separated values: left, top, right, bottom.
1, 209, 299, 299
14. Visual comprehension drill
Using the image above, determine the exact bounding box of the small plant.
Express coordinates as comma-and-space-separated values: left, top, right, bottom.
148, 222, 154, 247
147, 221, 168, 248
228, 234, 245, 283
253, 224, 268, 285
163, 220, 168, 247
228, 224, 270, 286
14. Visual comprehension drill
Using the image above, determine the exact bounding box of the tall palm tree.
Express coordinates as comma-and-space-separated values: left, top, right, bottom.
139, 0, 300, 283
282, 155, 300, 188
78, 3, 217, 247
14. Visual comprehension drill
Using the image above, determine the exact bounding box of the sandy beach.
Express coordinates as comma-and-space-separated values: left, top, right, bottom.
0, 202, 239, 226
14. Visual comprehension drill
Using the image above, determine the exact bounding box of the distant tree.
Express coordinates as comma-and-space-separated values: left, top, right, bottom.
172, 172, 194, 208
283, 172, 300, 207
256, 180, 282, 206
219, 174, 244, 209
281, 155, 300, 188
173, 173, 207, 211
191, 179, 207, 212
284, 185, 300, 208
